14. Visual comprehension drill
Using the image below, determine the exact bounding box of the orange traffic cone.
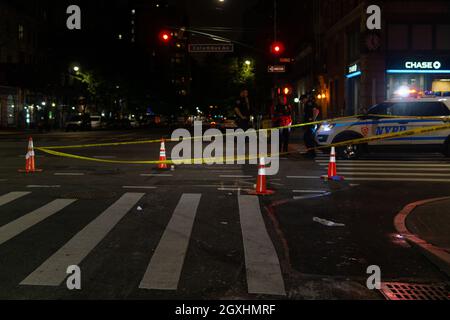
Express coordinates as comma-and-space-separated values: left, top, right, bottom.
157, 138, 168, 170
18, 137, 42, 173
322, 147, 344, 181
249, 157, 275, 195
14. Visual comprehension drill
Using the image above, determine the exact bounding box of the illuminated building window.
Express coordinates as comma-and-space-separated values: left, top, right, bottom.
18, 24, 24, 40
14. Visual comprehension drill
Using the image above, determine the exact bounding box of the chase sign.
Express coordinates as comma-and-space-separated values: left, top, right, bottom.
387, 57, 450, 74
405, 61, 442, 70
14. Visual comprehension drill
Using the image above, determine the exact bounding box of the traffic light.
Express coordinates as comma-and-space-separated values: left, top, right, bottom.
270, 42, 284, 55
159, 30, 172, 43
277, 86, 291, 96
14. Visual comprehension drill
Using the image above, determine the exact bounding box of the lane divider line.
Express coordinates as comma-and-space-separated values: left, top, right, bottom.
220, 175, 253, 178
26, 185, 61, 188
122, 186, 157, 190
333, 172, 450, 177
140, 174, 173, 177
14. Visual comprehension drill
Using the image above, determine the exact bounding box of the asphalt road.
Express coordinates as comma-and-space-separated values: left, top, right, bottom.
0, 129, 449, 300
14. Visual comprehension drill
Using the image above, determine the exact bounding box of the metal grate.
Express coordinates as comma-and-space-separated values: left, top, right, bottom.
380, 282, 449, 300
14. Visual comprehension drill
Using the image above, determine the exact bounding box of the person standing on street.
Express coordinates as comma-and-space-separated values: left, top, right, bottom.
234, 89, 252, 130
302, 94, 320, 158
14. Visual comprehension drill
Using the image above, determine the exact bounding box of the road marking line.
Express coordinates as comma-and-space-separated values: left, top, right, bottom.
139, 194, 202, 290
336, 172, 450, 177
238, 195, 286, 296
293, 190, 328, 193
26, 185, 61, 188
0, 192, 31, 207
20, 193, 145, 286
315, 160, 448, 164
317, 163, 450, 167
0, 199, 76, 246
93, 156, 117, 159
220, 175, 253, 178
287, 176, 320, 179
54, 173, 85, 176
293, 193, 331, 200
122, 186, 157, 190
320, 176, 450, 183
218, 187, 242, 191
140, 174, 173, 177
336, 167, 450, 172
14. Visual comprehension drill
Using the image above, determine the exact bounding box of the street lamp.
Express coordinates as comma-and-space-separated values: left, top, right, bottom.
245, 60, 252, 66
73, 66, 80, 72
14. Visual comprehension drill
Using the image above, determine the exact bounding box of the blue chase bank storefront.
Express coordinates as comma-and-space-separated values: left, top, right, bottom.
386, 56, 450, 98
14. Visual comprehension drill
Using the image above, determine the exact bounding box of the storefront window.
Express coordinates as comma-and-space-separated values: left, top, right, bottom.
7, 95, 15, 126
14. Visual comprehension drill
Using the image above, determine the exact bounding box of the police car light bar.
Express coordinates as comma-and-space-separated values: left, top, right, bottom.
387, 69, 450, 74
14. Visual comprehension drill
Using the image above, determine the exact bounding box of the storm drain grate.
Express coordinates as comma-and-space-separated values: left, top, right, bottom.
380, 282, 449, 300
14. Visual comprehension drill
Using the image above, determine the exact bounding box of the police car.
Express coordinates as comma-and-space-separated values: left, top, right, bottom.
315, 96, 450, 159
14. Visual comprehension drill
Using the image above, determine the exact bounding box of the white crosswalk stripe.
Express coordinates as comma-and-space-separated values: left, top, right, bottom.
0, 199, 76, 245
238, 195, 286, 296
139, 194, 202, 290
0, 191, 287, 295
20, 193, 145, 286
0, 192, 30, 207
316, 155, 450, 183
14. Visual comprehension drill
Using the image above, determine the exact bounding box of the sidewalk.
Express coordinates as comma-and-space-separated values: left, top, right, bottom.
406, 198, 450, 251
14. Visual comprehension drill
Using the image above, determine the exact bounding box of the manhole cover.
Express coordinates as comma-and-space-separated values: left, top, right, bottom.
380, 282, 449, 300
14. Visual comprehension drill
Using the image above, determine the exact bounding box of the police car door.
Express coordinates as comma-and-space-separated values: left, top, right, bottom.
371, 102, 412, 147
405, 101, 450, 147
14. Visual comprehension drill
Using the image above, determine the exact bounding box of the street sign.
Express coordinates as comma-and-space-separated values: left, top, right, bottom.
268, 65, 286, 73
188, 44, 234, 53
279, 58, 294, 63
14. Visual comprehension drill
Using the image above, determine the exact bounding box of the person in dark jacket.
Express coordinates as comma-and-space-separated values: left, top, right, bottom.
234, 89, 252, 130
303, 94, 320, 157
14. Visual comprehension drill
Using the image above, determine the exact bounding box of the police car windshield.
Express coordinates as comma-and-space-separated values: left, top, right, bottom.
368, 102, 450, 117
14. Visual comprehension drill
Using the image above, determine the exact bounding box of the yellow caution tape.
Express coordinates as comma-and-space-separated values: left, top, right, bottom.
315, 123, 450, 150
36, 122, 450, 164
35, 146, 271, 165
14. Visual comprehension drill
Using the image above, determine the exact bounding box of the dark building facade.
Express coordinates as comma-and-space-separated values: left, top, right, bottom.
293, 0, 450, 118
0, 0, 49, 128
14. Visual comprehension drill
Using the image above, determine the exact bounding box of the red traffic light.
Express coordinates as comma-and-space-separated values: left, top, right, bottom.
159, 31, 172, 43
270, 42, 284, 55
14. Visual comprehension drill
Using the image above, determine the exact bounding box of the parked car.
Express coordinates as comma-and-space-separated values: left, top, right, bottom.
90, 115, 106, 130
65, 114, 91, 131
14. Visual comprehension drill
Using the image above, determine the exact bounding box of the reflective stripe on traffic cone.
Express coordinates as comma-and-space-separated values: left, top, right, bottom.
19, 137, 42, 173
322, 147, 344, 181
158, 138, 168, 170
248, 157, 275, 195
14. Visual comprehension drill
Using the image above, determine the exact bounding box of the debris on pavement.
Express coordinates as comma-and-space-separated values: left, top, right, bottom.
313, 217, 346, 227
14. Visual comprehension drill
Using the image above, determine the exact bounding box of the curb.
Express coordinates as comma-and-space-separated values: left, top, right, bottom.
394, 197, 450, 278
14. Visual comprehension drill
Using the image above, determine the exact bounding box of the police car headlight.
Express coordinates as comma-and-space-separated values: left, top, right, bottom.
319, 123, 336, 132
